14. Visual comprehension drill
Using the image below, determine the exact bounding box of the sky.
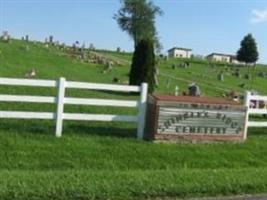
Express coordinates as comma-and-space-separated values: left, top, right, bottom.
1, 0, 267, 63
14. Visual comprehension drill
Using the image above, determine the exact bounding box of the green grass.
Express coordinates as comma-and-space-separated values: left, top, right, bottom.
1, 39, 267, 199
1, 128, 267, 199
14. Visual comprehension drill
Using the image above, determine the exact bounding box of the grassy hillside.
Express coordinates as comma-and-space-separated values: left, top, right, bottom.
1, 39, 267, 199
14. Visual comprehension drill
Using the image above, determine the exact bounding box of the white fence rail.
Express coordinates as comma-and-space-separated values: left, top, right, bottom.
244, 91, 267, 138
0, 77, 148, 139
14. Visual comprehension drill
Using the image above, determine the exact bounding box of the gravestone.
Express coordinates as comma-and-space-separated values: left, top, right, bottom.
89, 43, 95, 50
217, 73, 224, 81
81, 42, 86, 52
244, 74, 251, 80
112, 77, 119, 83
175, 86, 179, 96
117, 47, 121, 52
1, 31, 10, 42
258, 72, 267, 78
25, 35, 29, 42
49, 35, 53, 44
25, 45, 30, 51
188, 83, 201, 96
107, 61, 113, 71
164, 56, 169, 61
25, 68, 36, 78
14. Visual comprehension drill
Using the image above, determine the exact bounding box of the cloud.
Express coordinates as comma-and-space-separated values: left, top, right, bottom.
251, 8, 267, 23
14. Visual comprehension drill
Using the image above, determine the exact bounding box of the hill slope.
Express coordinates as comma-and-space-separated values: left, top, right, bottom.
1, 39, 267, 199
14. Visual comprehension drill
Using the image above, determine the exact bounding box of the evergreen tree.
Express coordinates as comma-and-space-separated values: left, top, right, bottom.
114, 0, 163, 51
237, 33, 259, 65
130, 39, 155, 93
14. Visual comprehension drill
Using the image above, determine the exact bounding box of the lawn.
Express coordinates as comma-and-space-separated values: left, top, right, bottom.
0, 126, 267, 199
0, 39, 267, 199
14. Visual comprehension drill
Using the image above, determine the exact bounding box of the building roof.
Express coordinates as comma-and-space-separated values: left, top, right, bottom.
206, 53, 235, 58
168, 47, 192, 52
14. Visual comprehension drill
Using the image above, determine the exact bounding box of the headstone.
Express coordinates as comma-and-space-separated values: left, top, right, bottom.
112, 77, 119, 83
25, 35, 29, 42
233, 69, 240, 78
81, 42, 86, 52
89, 43, 95, 50
61, 43, 66, 49
116, 47, 121, 52
72, 43, 77, 51
185, 61, 190, 67
258, 72, 266, 78
244, 74, 251, 80
164, 56, 169, 61
25, 45, 30, 51
217, 73, 224, 81
175, 86, 179, 96
107, 61, 113, 71
1, 31, 10, 42
188, 83, 201, 96
49, 35, 53, 44
25, 68, 36, 78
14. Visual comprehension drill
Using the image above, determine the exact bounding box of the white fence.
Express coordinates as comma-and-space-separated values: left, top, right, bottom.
0, 77, 148, 139
244, 91, 267, 138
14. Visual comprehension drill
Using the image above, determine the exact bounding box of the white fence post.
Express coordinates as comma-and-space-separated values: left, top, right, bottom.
137, 83, 148, 139
243, 91, 251, 140
55, 77, 66, 137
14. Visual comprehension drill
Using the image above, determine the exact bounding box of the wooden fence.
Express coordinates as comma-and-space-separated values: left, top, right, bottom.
0, 77, 148, 139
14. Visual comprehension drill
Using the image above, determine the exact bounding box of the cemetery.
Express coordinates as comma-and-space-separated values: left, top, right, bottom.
1, 0, 267, 198
1, 34, 267, 199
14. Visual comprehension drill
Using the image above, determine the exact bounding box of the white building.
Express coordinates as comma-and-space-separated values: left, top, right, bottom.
206, 53, 245, 65
168, 47, 192, 58
206, 53, 232, 63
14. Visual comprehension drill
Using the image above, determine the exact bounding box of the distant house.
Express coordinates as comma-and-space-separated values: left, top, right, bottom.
168, 47, 192, 58
206, 53, 232, 63
206, 53, 244, 65
230, 55, 245, 65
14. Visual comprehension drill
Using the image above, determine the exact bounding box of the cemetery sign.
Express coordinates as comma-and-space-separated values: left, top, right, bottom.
146, 95, 247, 142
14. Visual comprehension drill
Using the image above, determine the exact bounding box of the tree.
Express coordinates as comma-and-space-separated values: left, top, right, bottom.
114, 0, 163, 50
237, 33, 259, 65
129, 39, 155, 93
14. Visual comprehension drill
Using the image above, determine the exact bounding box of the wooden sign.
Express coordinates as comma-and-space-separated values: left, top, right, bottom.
146, 95, 247, 142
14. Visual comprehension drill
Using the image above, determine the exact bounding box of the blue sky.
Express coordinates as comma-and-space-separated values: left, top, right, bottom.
1, 0, 267, 63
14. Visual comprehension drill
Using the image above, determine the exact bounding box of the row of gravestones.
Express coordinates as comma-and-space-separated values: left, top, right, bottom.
171, 61, 190, 69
